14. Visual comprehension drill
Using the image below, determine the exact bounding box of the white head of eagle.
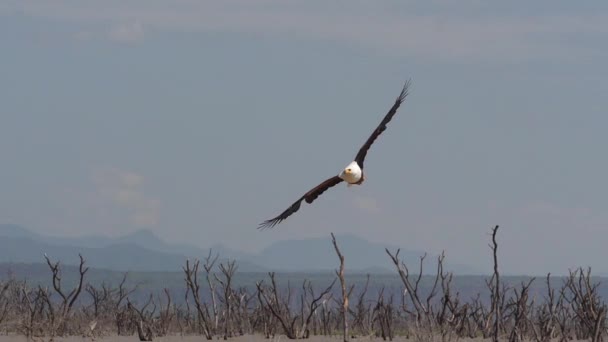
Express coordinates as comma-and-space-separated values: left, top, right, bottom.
339, 161, 363, 184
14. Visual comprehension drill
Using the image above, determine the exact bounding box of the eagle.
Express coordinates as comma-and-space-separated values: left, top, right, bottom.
258, 80, 412, 229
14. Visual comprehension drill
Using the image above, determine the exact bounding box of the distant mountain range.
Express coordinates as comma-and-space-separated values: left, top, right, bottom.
0, 224, 480, 274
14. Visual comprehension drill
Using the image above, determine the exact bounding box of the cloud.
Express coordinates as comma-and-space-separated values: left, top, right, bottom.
4, 1, 608, 62
353, 195, 380, 214
92, 167, 160, 227
108, 21, 144, 43
71, 22, 144, 44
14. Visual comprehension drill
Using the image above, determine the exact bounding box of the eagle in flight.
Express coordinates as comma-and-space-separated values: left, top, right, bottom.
259, 80, 412, 229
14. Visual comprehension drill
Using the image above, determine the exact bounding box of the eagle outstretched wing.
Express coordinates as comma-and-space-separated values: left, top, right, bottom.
354, 79, 411, 169
259, 80, 411, 229
258, 175, 343, 229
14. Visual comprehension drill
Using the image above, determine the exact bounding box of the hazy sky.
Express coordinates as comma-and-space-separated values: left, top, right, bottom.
2, 1, 608, 275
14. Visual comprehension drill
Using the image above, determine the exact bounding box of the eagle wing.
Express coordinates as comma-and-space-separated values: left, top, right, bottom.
354, 79, 411, 169
258, 175, 343, 229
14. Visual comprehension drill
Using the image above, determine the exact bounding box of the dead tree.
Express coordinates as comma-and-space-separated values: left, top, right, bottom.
385, 248, 427, 323
127, 295, 155, 341
489, 225, 500, 342
319, 292, 334, 336
19, 283, 47, 338
255, 279, 278, 338
529, 273, 560, 342
435, 254, 467, 340
43, 253, 89, 336
506, 278, 535, 342
564, 267, 606, 342
373, 287, 395, 340
257, 274, 332, 339
231, 286, 255, 335
256, 272, 298, 339
331, 232, 350, 342
182, 286, 195, 334
476, 275, 509, 338
183, 259, 214, 339
114, 272, 138, 335
349, 274, 372, 336
85, 282, 109, 320
85, 272, 137, 336
300, 278, 336, 338
203, 250, 220, 331
554, 281, 573, 342
425, 252, 444, 320
156, 288, 175, 337
215, 259, 238, 339
0, 279, 12, 326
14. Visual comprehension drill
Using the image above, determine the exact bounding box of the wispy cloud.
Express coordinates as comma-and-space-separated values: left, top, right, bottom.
70, 22, 144, 43
353, 195, 380, 214
92, 167, 160, 227
3, 1, 607, 61
108, 21, 144, 43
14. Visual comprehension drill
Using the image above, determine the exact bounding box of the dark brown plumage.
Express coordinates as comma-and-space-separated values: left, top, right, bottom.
354, 79, 411, 170
258, 176, 343, 229
258, 80, 412, 230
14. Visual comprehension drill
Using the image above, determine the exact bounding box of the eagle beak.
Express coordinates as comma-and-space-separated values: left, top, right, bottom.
345, 168, 352, 174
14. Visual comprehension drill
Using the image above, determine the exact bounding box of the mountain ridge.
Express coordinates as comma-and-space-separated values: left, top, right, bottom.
0, 224, 480, 274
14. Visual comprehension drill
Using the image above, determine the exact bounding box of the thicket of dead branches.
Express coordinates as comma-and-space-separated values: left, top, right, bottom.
0, 228, 606, 341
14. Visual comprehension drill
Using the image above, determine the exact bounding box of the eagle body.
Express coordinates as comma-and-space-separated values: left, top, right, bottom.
258, 80, 412, 229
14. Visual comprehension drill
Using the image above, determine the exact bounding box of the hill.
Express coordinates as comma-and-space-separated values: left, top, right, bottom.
0, 224, 479, 273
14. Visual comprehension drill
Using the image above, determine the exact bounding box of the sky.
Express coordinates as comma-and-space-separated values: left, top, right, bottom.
1, 0, 608, 275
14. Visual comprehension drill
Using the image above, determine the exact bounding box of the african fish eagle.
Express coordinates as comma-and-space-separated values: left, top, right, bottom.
258, 79, 412, 229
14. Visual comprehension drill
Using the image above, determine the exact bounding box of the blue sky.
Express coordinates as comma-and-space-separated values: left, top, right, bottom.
1, 1, 607, 275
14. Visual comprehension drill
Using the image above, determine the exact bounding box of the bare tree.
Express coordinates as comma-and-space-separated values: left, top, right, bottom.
215, 259, 238, 339
255, 272, 298, 339
331, 232, 351, 342
157, 288, 175, 337
564, 267, 606, 342
434, 252, 467, 340
349, 274, 372, 336
300, 278, 336, 338
19, 283, 47, 338
127, 295, 155, 341
489, 225, 500, 342
373, 287, 395, 341
114, 272, 138, 336
43, 253, 89, 337
0, 279, 12, 326
183, 259, 214, 339
529, 273, 560, 342
255, 278, 278, 338
385, 248, 427, 322
506, 278, 535, 342
85, 282, 108, 320
203, 249, 220, 331
231, 286, 255, 335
